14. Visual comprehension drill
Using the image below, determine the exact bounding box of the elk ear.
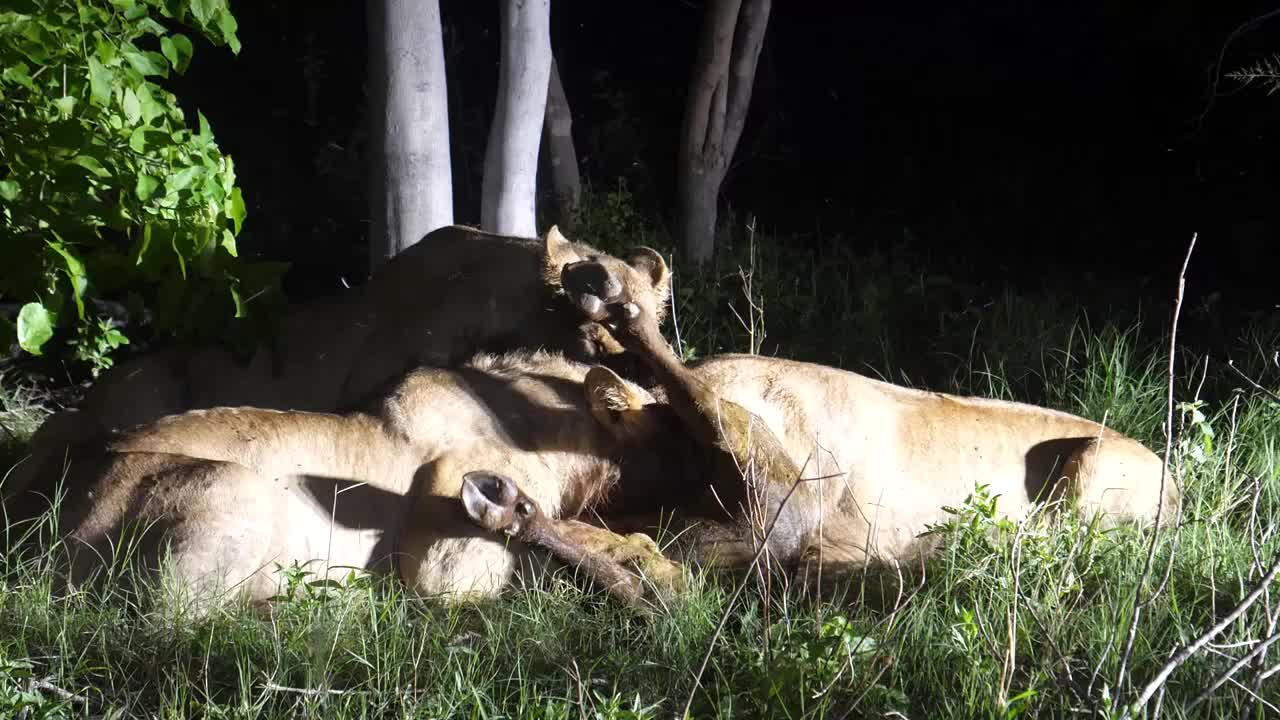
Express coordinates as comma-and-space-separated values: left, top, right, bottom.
542, 225, 582, 287
585, 366, 648, 434
625, 247, 670, 294
461, 471, 518, 533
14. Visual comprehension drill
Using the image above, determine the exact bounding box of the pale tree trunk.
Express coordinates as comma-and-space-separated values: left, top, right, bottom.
481, 0, 552, 238
366, 0, 453, 272
677, 0, 771, 263
540, 55, 581, 230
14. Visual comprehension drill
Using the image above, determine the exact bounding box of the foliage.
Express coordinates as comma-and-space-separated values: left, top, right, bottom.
0, 0, 284, 376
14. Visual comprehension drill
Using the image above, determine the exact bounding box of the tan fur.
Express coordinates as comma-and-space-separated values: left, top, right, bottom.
579, 308, 1180, 579
46, 351, 665, 612
7, 225, 669, 508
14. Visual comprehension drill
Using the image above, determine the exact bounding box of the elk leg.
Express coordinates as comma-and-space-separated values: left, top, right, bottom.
566, 286, 815, 564
460, 471, 682, 610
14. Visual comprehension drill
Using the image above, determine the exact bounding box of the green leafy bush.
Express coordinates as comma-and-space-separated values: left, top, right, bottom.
0, 0, 284, 376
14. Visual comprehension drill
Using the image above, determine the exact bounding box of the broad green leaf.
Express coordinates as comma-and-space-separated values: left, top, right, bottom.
135, 83, 163, 123
53, 95, 76, 118
2, 62, 35, 91
171, 231, 187, 279
87, 56, 112, 106
197, 110, 212, 142
71, 155, 111, 178
94, 36, 118, 66
160, 34, 194, 73
16, 302, 54, 355
45, 240, 87, 279
226, 187, 245, 234
0, 180, 19, 201
121, 45, 168, 78
68, 273, 88, 319
228, 282, 245, 317
129, 126, 148, 152
135, 174, 160, 201
129, 126, 168, 153
217, 10, 240, 54
133, 222, 153, 265
167, 165, 204, 192
45, 238, 89, 321
190, 0, 216, 25
122, 86, 141, 125
220, 228, 238, 257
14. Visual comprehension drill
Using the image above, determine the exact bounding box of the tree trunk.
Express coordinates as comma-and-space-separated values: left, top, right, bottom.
540, 55, 581, 230
481, 0, 552, 238
677, 0, 771, 264
366, 0, 453, 272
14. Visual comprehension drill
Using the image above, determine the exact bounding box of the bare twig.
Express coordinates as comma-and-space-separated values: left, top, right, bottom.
1189, 632, 1280, 708
1226, 359, 1280, 407
1115, 233, 1196, 693
668, 253, 684, 359
261, 681, 349, 696
28, 677, 91, 706
1129, 543, 1280, 714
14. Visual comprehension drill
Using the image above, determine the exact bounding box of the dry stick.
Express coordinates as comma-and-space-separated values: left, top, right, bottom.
1226, 361, 1280, 719
667, 253, 685, 359
1115, 233, 1196, 694
1129, 543, 1280, 714
1189, 632, 1280, 709
1226, 359, 1280, 407
28, 677, 91, 706
1243, 601, 1280, 720
679, 470, 834, 720
261, 682, 349, 696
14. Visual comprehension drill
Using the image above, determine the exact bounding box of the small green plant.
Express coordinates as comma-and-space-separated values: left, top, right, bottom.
1176, 398, 1215, 465
0, 657, 76, 719
0, 0, 285, 372
270, 561, 374, 608
70, 315, 129, 377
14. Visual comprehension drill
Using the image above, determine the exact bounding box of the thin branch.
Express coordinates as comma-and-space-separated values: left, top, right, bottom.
1189, 632, 1280, 709
1226, 359, 1280, 407
1116, 233, 1196, 693
1129, 543, 1280, 714
28, 677, 91, 706
261, 682, 350, 696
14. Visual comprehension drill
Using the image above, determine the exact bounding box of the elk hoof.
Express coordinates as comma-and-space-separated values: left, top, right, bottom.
577, 293, 606, 320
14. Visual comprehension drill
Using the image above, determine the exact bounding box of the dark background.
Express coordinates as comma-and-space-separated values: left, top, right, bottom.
172, 1, 1278, 322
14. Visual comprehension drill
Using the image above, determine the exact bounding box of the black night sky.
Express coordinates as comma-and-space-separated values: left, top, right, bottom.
173, 1, 1279, 325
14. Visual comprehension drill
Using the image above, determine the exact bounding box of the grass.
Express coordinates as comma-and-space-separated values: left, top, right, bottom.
1, 196, 1278, 718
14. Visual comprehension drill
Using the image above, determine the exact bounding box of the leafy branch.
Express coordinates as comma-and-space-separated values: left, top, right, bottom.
0, 0, 285, 376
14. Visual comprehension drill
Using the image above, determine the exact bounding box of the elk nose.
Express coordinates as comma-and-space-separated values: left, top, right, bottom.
563, 261, 623, 300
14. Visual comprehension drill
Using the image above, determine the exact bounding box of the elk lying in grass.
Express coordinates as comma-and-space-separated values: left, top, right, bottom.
461, 285, 1180, 605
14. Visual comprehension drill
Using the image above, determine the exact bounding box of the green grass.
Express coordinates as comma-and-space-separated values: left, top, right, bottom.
2, 200, 1278, 718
